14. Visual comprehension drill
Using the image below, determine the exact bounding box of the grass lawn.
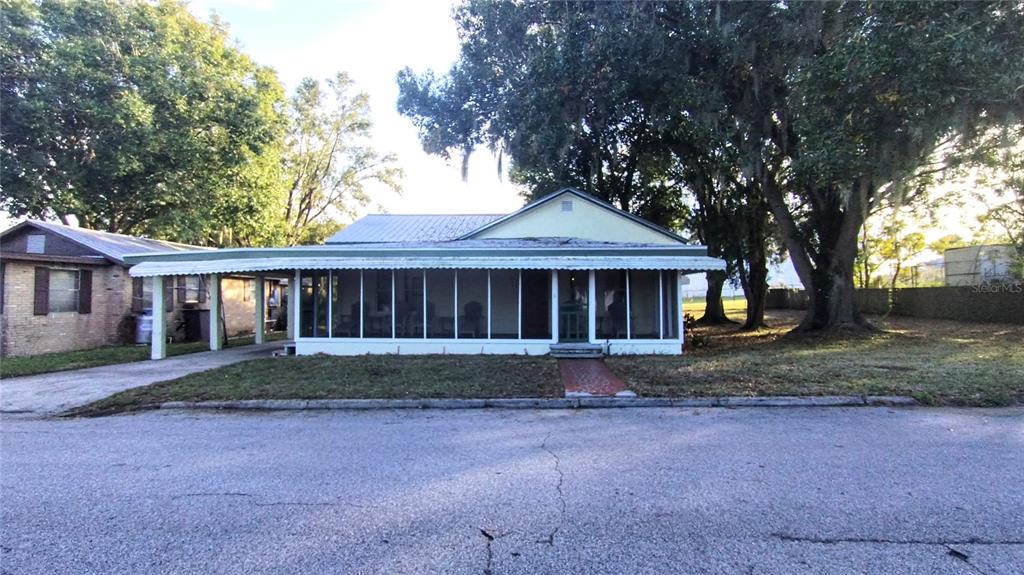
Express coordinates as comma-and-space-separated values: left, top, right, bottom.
0, 332, 288, 378
74, 355, 563, 416
607, 310, 1024, 406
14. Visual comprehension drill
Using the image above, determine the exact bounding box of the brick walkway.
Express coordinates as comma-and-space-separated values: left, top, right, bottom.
558, 359, 633, 397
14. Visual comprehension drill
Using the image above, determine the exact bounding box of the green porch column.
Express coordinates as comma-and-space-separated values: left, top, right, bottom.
209, 273, 222, 351
150, 275, 167, 360
254, 274, 265, 345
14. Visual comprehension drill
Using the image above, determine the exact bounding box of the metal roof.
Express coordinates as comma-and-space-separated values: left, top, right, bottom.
327, 214, 503, 243
2, 220, 208, 265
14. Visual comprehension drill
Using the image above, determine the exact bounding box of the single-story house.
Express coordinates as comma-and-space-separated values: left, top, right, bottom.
126, 188, 726, 358
0, 221, 278, 357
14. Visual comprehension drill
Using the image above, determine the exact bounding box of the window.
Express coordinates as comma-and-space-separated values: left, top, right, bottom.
49, 269, 80, 313
561, 200, 574, 212
26, 234, 45, 254
595, 270, 678, 340
595, 270, 627, 339
331, 270, 361, 338
520, 270, 551, 339
490, 270, 519, 338
629, 271, 661, 339
456, 270, 487, 339
661, 271, 679, 339
182, 276, 202, 303
425, 270, 455, 338
394, 270, 424, 338
363, 270, 393, 338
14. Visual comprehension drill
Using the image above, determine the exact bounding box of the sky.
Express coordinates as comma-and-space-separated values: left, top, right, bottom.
188, 0, 524, 218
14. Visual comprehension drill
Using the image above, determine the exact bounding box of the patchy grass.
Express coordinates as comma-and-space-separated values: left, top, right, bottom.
607, 311, 1024, 406
73, 355, 563, 416
0, 332, 287, 378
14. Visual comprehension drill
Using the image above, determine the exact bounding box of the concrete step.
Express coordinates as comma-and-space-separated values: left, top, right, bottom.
550, 343, 604, 358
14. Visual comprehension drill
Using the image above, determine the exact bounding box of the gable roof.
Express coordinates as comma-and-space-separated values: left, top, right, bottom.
460, 188, 687, 243
327, 188, 687, 245
326, 214, 503, 244
1, 220, 207, 265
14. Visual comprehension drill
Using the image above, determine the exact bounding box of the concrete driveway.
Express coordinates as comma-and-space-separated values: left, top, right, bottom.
0, 342, 285, 415
2, 406, 1022, 574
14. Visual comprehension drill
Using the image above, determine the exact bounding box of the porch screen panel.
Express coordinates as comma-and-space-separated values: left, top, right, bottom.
520, 270, 551, 339
394, 270, 424, 338
629, 270, 660, 339
299, 272, 329, 338
331, 270, 361, 338
661, 271, 679, 339
315, 273, 329, 337
363, 270, 393, 338
595, 270, 627, 339
425, 270, 455, 338
457, 270, 487, 339
299, 273, 314, 337
490, 270, 518, 339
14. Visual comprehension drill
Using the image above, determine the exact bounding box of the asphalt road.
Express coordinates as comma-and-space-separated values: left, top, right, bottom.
2, 406, 1022, 574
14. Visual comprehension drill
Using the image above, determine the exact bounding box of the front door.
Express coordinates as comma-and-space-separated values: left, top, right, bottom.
558, 271, 589, 342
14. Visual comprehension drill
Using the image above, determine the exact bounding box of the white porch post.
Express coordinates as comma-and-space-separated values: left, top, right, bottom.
550, 270, 559, 342
150, 276, 167, 360
254, 274, 265, 345
677, 271, 685, 346
291, 269, 301, 339
588, 270, 597, 343
209, 273, 222, 351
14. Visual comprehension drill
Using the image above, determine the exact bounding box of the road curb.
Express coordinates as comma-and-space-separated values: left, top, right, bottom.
156, 395, 916, 412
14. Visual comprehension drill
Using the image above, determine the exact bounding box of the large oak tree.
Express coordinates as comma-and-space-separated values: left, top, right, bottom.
398, 0, 1023, 332
0, 0, 286, 246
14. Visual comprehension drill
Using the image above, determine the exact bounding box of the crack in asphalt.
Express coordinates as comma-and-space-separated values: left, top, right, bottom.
538, 432, 566, 546
479, 528, 513, 575
945, 545, 987, 575
774, 533, 1024, 575
480, 528, 495, 575
172, 492, 252, 499
171, 493, 362, 508
772, 533, 1024, 546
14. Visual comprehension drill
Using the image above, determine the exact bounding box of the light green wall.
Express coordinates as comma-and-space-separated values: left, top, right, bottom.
475, 195, 680, 244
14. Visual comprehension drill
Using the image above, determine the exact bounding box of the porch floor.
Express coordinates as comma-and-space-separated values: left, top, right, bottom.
558, 358, 634, 398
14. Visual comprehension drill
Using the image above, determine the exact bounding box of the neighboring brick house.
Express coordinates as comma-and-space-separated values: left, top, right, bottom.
0, 221, 268, 357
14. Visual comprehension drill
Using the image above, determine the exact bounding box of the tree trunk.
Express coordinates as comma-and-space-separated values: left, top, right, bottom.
697, 271, 735, 325
761, 171, 874, 333
741, 259, 769, 330
740, 195, 770, 331
798, 243, 870, 332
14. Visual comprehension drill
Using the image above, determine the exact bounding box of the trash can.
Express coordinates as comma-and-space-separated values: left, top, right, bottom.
136, 309, 153, 344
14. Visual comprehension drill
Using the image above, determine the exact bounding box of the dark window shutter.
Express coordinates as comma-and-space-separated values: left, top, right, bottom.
164, 278, 174, 312
78, 269, 92, 314
33, 267, 49, 315
131, 277, 144, 313
176, 276, 187, 303
1, 262, 5, 313
197, 276, 207, 303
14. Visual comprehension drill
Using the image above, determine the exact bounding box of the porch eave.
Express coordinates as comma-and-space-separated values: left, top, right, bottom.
127, 255, 727, 277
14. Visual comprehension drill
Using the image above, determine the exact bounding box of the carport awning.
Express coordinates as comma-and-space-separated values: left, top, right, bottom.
128, 255, 727, 277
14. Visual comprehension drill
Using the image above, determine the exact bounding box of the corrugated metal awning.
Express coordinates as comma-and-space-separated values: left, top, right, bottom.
129, 255, 726, 277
